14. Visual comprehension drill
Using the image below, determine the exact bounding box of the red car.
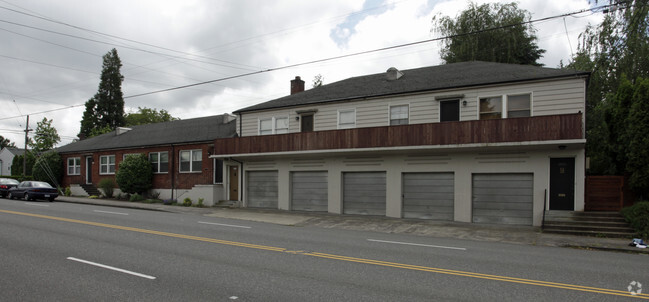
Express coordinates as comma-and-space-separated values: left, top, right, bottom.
8, 181, 59, 202
0, 178, 20, 198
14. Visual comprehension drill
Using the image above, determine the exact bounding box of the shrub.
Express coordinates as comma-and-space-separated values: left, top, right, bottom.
197, 198, 204, 208
115, 154, 153, 195
149, 191, 161, 200
621, 201, 649, 238
183, 197, 192, 207
89, 195, 99, 199
129, 193, 144, 202
32, 151, 63, 186
64, 187, 71, 196
98, 178, 116, 198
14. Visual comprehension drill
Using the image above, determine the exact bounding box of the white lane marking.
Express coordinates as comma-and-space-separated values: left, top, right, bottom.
198, 221, 251, 229
25, 203, 50, 207
67, 257, 156, 280
93, 210, 129, 216
367, 239, 467, 251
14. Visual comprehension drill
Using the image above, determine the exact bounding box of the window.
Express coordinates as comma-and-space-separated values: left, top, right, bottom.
259, 116, 289, 135
389, 105, 409, 125
180, 150, 202, 172
479, 96, 503, 120
338, 109, 356, 129
149, 152, 169, 173
275, 117, 289, 134
300, 114, 314, 132
99, 155, 115, 175
507, 94, 531, 118
440, 100, 460, 122
214, 159, 223, 184
67, 157, 81, 175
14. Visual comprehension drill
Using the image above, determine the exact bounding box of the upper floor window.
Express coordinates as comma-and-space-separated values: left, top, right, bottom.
99, 155, 115, 175
507, 94, 531, 117
180, 149, 202, 173
259, 116, 289, 135
67, 157, 81, 175
389, 105, 409, 125
338, 109, 356, 129
149, 151, 169, 173
480, 94, 531, 120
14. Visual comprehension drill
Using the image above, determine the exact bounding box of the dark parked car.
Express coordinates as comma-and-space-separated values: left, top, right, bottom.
8, 181, 59, 202
0, 178, 20, 198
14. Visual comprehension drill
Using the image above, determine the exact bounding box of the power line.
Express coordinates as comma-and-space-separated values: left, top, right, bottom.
0, 2, 621, 119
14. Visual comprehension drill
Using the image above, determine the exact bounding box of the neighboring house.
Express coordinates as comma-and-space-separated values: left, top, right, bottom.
0, 147, 25, 176
210, 61, 589, 226
57, 114, 237, 205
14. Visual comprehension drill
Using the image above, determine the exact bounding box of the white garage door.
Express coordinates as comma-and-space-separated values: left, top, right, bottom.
402, 173, 454, 220
472, 173, 533, 225
343, 172, 386, 215
291, 171, 328, 212
246, 171, 278, 208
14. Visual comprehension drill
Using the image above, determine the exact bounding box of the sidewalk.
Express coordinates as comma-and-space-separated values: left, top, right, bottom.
56, 196, 648, 255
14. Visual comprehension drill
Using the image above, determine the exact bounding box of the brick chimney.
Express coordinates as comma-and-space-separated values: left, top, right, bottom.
291, 76, 305, 95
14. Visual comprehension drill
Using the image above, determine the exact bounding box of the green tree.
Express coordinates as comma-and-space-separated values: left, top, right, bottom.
625, 77, 649, 195
32, 151, 63, 187
29, 117, 61, 153
0, 135, 16, 149
567, 0, 649, 175
115, 154, 152, 195
11, 152, 35, 176
431, 2, 545, 66
79, 48, 125, 138
124, 107, 179, 126
312, 74, 324, 88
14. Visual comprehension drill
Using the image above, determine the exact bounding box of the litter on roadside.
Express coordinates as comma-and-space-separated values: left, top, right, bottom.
629, 238, 647, 248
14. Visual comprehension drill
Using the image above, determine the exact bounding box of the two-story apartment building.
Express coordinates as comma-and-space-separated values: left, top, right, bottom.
211, 61, 589, 226
58, 114, 236, 205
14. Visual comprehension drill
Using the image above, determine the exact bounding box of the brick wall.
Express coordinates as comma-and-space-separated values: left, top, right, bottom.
61, 142, 216, 191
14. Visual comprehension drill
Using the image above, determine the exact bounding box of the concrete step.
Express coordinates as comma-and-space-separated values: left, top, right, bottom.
543, 210, 636, 238
80, 184, 101, 196
542, 228, 635, 238
543, 223, 635, 233
543, 220, 631, 228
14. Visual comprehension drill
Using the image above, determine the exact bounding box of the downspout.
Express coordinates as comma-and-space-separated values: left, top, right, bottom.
171, 144, 175, 201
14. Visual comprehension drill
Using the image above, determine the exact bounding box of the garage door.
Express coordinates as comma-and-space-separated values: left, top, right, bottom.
472, 173, 533, 225
291, 171, 328, 212
246, 171, 278, 208
403, 173, 454, 220
343, 172, 386, 215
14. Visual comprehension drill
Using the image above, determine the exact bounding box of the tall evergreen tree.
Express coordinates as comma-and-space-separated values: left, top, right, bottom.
431, 2, 545, 66
79, 48, 125, 138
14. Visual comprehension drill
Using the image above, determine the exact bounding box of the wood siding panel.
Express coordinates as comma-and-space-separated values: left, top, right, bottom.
214, 114, 583, 155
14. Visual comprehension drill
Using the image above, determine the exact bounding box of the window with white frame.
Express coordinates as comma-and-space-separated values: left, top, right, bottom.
259, 116, 289, 135
480, 94, 531, 120
149, 151, 169, 173
338, 109, 356, 129
99, 155, 115, 175
67, 157, 81, 175
507, 94, 531, 117
389, 105, 409, 125
180, 150, 202, 172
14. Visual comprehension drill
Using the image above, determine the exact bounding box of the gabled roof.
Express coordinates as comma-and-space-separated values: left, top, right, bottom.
5, 147, 25, 156
56, 114, 237, 153
234, 61, 589, 113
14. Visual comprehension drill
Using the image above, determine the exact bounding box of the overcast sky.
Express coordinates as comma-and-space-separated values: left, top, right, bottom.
0, 0, 603, 147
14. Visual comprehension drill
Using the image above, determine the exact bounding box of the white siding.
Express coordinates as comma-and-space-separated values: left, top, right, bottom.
239, 78, 586, 137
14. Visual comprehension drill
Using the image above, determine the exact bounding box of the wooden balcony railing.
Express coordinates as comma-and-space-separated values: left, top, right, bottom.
212, 113, 583, 155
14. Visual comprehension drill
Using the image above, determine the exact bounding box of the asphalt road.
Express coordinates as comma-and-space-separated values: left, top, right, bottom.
1, 198, 647, 301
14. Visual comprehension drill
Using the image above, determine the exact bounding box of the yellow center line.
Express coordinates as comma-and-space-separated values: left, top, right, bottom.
2, 209, 646, 299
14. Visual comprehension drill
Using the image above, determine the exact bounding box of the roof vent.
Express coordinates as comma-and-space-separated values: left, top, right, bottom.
116, 127, 132, 136
386, 67, 403, 81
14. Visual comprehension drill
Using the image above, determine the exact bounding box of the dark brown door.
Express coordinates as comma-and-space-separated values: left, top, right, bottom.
229, 166, 239, 201
301, 115, 314, 132
550, 158, 575, 210
85, 156, 93, 184
440, 100, 460, 122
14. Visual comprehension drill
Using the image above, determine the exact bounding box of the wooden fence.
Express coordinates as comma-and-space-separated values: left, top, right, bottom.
585, 176, 635, 211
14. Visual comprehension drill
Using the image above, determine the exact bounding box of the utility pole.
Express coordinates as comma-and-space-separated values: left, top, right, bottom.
23, 115, 32, 177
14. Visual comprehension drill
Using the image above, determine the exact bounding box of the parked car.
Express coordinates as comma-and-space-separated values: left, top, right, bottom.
8, 181, 59, 202
0, 178, 20, 198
